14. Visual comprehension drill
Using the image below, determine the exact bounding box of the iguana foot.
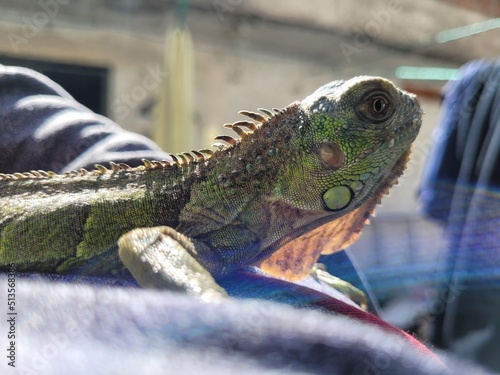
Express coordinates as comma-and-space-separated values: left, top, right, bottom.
311, 263, 368, 310
118, 226, 227, 300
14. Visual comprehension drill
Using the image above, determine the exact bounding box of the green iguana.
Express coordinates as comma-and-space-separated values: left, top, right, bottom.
0, 76, 422, 299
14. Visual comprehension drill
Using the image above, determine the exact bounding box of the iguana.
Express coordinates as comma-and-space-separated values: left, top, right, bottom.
0, 76, 422, 299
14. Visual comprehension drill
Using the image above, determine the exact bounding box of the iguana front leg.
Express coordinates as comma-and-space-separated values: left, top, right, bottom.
118, 227, 370, 311
118, 226, 227, 300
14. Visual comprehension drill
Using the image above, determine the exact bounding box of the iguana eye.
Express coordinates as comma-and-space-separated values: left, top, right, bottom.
371, 97, 387, 113
356, 90, 393, 124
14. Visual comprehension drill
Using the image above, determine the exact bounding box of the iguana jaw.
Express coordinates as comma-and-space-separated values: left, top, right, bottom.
255, 146, 413, 281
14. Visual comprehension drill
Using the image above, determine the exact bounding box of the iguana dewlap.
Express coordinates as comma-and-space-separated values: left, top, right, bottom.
0, 76, 422, 297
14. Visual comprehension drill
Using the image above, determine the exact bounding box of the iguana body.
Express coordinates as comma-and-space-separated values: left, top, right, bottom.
0, 76, 422, 296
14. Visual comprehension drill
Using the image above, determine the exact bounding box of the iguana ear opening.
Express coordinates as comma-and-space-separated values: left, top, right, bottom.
316, 141, 344, 169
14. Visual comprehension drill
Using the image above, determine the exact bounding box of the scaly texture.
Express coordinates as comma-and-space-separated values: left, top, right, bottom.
0, 76, 422, 294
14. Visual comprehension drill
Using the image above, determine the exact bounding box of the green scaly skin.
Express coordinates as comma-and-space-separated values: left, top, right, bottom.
0, 76, 422, 298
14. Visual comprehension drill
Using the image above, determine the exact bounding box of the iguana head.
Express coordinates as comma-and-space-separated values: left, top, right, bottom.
256, 76, 422, 279
177, 76, 421, 280
278, 76, 421, 212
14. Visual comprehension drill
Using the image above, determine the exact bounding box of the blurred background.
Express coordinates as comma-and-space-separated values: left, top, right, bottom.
1, 0, 499, 370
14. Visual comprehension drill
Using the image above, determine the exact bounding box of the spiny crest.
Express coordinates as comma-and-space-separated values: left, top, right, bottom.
212, 107, 277, 150
0, 170, 56, 181
0, 107, 280, 182
136, 107, 277, 166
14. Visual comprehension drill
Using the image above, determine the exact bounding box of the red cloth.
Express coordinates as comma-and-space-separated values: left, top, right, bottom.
224, 270, 443, 365
314, 292, 440, 362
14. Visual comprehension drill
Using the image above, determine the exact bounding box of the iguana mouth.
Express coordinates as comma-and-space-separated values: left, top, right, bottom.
357, 110, 422, 161
385, 112, 422, 149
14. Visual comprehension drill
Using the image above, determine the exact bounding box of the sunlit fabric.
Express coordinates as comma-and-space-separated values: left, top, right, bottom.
0, 64, 170, 174
419, 60, 500, 371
